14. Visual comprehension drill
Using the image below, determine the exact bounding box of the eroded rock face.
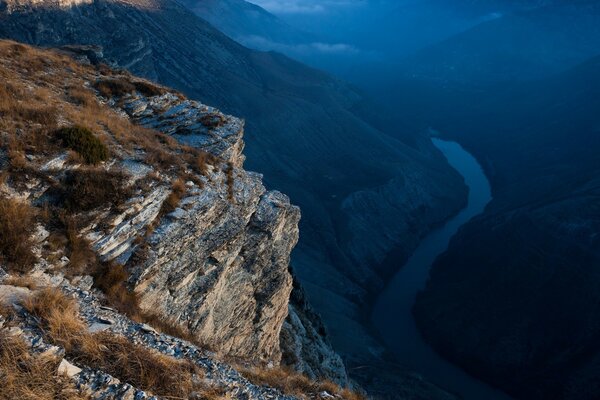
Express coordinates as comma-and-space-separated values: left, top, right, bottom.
130, 178, 300, 362
280, 283, 349, 385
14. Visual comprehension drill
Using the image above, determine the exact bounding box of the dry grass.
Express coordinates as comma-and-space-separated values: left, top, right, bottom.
54, 168, 132, 212
0, 330, 85, 400
199, 113, 225, 129
23, 288, 88, 352
93, 262, 140, 318
64, 218, 98, 276
225, 163, 235, 202
0, 197, 37, 273
159, 177, 187, 215
3, 275, 38, 290
23, 288, 210, 399
238, 366, 366, 400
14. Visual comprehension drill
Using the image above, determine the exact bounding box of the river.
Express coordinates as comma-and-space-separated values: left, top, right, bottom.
371, 139, 512, 400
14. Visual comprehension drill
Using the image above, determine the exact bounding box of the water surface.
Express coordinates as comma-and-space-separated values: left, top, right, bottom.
371, 139, 512, 400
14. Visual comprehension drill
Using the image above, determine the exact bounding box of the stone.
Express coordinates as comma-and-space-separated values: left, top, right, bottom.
58, 359, 82, 377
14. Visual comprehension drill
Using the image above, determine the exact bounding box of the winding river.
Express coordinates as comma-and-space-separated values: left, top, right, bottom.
371, 139, 512, 400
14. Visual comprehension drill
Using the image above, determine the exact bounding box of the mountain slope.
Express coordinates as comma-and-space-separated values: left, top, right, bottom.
0, 39, 358, 399
0, 0, 467, 396
180, 0, 313, 49
414, 55, 600, 400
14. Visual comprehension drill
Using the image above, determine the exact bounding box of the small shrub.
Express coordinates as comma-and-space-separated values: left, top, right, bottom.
0, 198, 36, 273
132, 80, 166, 97
199, 113, 225, 129
93, 262, 140, 318
159, 178, 187, 216
56, 168, 131, 212
94, 78, 135, 98
56, 126, 108, 164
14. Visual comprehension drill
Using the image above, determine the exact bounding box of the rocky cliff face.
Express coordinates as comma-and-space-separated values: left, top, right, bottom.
0, 40, 350, 394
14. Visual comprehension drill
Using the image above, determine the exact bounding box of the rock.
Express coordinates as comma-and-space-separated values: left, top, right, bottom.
139, 324, 156, 334
89, 323, 112, 333
0, 284, 30, 306
58, 359, 82, 377
72, 275, 94, 291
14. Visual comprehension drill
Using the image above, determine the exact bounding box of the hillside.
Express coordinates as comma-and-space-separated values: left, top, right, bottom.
0, 0, 468, 394
413, 55, 600, 400
180, 0, 313, 50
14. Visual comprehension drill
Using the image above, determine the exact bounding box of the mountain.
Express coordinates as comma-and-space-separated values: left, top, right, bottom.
400, 1, 600, 84
187, 0, 558, 81
413, 55, 600, 400
179, 0, 314, 50
0, 0, 467, 396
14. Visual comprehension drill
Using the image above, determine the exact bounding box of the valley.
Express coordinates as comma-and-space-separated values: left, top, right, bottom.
0, 0, 598, 399
372, 139, 509, 400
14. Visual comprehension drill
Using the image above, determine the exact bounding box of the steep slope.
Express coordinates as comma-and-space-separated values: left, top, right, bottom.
414, 56, 600, 400
0, 39, 350, 392
0, 0, 468, 394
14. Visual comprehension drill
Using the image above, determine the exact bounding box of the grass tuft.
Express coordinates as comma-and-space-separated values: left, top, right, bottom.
0, 198, 37, 273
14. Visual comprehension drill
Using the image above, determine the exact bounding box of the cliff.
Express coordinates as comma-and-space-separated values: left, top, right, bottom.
0, 6, 467, 396
0, 40, 352, 397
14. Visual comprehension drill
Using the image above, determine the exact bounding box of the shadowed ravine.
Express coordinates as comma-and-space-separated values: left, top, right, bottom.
371, 138, 512, 400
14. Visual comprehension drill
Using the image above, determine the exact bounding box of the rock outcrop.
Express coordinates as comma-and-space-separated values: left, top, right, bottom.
0, 40, 349, 392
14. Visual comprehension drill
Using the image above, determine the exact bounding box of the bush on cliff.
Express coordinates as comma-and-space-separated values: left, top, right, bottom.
54, 168, 131, 212
56, 126, 108, 165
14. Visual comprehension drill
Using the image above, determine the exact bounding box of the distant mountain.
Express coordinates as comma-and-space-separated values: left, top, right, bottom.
180, 0, 313, 49
402, 1, 600, 84
414, 55, 600, 400
0, 0, 466, 396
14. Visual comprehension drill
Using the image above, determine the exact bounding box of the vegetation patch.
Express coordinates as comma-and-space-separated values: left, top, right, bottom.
94, 78, 136, 98
23, 288, 207, 399
132, 80, 166, 97
159, 178, 187, 216
0, 198, 37, 273
0, 330, 84, 400
56, 126, 108, 164
199, 113, 225, 129
54, 168, 131, 212
238, 366, 366, 400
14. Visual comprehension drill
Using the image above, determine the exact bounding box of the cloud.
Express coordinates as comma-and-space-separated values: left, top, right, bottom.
238, 35, 362, 56
249, 0, 363, 14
